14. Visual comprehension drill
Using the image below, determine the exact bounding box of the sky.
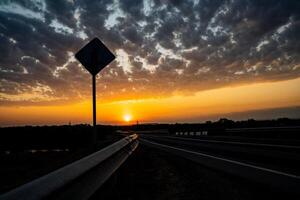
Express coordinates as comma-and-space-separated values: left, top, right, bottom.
0, 0, 300, 126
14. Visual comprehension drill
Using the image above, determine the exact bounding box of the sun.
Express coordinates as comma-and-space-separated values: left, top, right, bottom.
123, 114, 132, 122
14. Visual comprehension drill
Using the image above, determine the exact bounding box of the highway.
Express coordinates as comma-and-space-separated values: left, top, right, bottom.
2, 131, 299, 199
140, 134, 300, 194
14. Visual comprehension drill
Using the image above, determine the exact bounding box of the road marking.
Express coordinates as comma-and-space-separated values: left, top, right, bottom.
145, 135, 300, 149
140, 138, 300, 179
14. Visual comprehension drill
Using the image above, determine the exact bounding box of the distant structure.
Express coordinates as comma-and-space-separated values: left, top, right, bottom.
136, 120, 139, 130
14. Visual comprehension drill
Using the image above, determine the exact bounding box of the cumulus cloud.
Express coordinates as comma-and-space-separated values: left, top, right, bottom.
0, 0, 300, 105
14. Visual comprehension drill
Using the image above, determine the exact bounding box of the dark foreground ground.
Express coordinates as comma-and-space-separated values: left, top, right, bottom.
0, 134, 122, 194
92, 144, 297, 200
1, 120, 299, 199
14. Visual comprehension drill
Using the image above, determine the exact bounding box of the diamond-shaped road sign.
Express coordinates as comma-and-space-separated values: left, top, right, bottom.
75, 38, 115, 144
75, 37, 115, 75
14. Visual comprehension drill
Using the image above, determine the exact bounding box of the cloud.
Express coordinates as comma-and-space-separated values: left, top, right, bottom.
0, 0, 300, 105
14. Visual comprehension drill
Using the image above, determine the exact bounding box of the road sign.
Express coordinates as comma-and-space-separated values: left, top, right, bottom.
75, 38, 115, 144
75, 38, 115, 75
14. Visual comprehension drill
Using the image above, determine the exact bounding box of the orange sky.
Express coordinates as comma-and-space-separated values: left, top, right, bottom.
1, 78, 299, 126
1, 1, 300, 127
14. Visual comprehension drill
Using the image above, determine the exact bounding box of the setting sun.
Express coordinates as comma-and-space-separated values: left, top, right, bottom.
123, 114, 132, 122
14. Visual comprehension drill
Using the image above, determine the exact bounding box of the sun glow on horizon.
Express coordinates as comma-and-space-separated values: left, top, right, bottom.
0, 78, 300, 126
123, 114, 132, 122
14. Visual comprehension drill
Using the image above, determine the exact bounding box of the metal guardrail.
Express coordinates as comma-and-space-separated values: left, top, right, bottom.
0, 134, 139, 200
146, 135, 300, 149
226, 126, 300, 132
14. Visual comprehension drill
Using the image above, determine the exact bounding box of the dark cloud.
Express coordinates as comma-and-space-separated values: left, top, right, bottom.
119, 0, 144, 19
0, 0, 300, 105
45, 0, 76, 27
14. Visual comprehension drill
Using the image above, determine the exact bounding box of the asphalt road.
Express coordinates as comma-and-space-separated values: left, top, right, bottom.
139, 134, 300, 196
91, 143, 298, 200
141, 134, 300, 175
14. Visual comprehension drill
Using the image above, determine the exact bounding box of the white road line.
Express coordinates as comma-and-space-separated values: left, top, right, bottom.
140, 138, 300, 179
145, 135, 300, 149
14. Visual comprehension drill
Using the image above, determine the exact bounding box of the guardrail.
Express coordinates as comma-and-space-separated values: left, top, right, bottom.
0, 134, 139, 200
226, 126, 300, 132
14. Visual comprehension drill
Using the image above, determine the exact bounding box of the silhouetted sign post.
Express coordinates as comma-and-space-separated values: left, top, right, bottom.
75, 38, 115, 144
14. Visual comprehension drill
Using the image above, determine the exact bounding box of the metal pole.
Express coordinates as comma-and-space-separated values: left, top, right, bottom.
92, 74, 97, 144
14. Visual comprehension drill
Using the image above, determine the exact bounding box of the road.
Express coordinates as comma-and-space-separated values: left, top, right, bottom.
140, 134, 300, 195
3, 130, 299, 199
89, 132, 300, 199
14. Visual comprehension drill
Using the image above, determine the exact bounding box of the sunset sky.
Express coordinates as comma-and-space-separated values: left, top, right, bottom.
0, 0, 300, 126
